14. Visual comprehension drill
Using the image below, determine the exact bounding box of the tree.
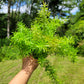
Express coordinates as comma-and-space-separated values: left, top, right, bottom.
43, 0, 80, 18
0, 0, 3, 9
24, 0, 42, 17
79, 0, 84, 12
18, 0, 22, 18
7, 0, 11, 39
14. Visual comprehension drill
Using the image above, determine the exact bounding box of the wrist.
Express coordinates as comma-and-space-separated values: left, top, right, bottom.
22, 56, 38, 74
22, 67, 33, 74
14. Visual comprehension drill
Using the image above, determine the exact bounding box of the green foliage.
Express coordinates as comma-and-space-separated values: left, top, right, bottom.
0, 48, 4, 62
0, 13, 19, 38
70, 12, 84, 24
11, 3, 78, 83
69, 20, 84, 37
11, 4, 63, 58
38, 57, 61, 84
77, 40, 84, 56
0, 14, 7, 38
55, 36, 78, 62
64, 11, 84, 57
79, 0, 84, 11
0, 46, 20, 61
65, 12, 84, 46
20, 13, 32, 28
0, 38, 10, 47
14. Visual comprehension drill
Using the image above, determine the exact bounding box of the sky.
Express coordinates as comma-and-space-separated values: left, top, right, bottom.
70, 7, 79, 15
0, 4, 28, 13
0, 3, 79, 15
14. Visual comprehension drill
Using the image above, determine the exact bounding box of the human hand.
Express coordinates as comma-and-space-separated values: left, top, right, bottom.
22, 56, 38, 74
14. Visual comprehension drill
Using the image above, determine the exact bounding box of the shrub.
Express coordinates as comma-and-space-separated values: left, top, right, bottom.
77, 40, 84, 56
0, 38, 10, 47
65, 13, 84, 44
0, 48, 4, 62
0, 46, 20, 61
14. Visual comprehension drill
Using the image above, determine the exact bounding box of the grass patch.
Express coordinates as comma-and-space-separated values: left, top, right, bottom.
0, 56, 84, 84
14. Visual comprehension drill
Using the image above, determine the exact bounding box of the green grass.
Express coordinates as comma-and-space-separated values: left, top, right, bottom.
0, 56, 84, 84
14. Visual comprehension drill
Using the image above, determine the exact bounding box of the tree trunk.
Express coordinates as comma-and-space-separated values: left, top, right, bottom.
7, 0, 10, 39
18, 1, 21, 20
15, 2, 18, 17
22, 56, 38, 82
12, 3, 13, 18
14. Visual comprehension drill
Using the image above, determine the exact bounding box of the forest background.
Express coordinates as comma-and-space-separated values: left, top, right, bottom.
0, 0, 84, 84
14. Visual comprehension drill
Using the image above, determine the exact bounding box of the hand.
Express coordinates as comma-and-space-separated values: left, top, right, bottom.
9, 56, 38, 84
22, 56, 38, 74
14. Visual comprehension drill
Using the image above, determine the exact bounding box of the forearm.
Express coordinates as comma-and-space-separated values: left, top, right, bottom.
9, 70, 32, 84
9, 56, 38, 84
